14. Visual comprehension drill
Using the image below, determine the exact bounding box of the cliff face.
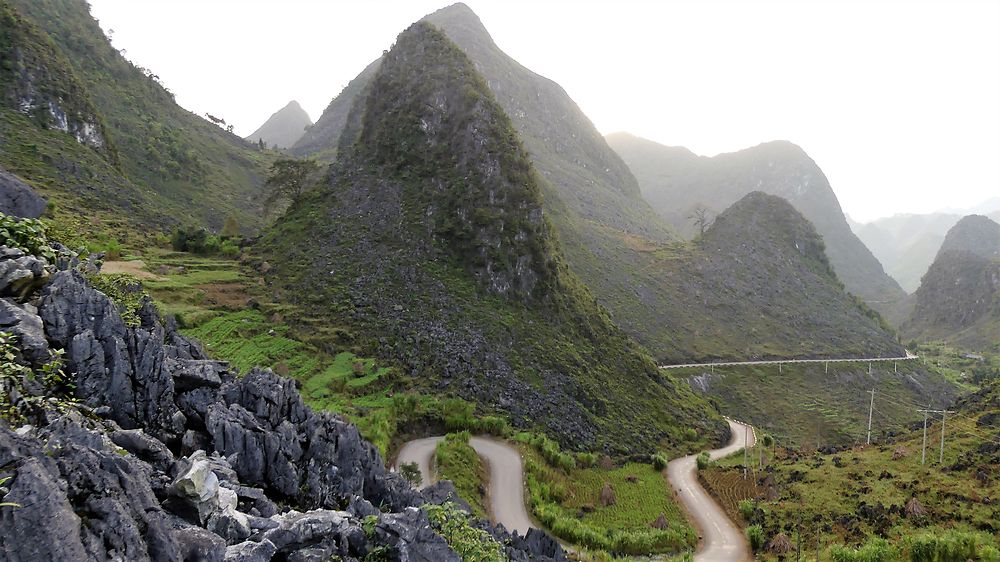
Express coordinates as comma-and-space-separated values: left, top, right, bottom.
903, 215, 1000, 350
259, 22, 725, 453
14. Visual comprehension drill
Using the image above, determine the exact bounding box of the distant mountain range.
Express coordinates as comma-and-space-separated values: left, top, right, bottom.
245, 100, 312, 149
606, 133, 907, 322
903, 214, 1000, 351
849, 204, 1000, 293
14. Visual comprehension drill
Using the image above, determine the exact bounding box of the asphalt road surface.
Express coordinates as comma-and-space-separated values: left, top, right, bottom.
667, 419, 756, 562
394, 435, 534, 535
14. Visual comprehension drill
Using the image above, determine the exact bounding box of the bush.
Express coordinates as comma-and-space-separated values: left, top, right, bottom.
901, 530, 999, 562
576, 452, 598, 468
682, 427, 698, 441
738, 499, 755, 521
696, 452, 711, 470
830, 537, 893, 562
0, 213, 56, 262
746, 524, 765, 552
652, 453, 668, 471
423, 502, 505, 562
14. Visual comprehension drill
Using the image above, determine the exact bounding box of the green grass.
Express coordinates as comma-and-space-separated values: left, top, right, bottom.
435, 432, 487, 518
707, 381, 1000, 560
520, 439, 696, 555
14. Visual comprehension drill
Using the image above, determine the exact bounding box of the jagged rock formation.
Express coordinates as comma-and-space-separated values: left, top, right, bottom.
0, 167, 46, 218
260, 22, 724, 453
245, 101, 312, 149
646, 192, 903, 360
0, 234, 568, 560
903, 215, 1000, 350
1, 0, 270, 232
606, 133, 907, 320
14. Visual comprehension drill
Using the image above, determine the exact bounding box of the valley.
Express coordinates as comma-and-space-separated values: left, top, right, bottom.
0, 1, 996, 561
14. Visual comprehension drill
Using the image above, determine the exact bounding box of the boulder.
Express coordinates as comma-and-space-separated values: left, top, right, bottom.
172, 450, 222, 523
374, 507, 460, 562
0, 256, 48, 299
224, 539, 277, 562
0, 298, 49, 367
0, 167, 46, 219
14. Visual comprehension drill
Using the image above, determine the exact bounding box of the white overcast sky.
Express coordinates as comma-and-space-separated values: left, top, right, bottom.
87, 0, 999, 222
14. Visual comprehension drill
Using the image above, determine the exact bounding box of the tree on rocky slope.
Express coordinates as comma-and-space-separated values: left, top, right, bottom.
264, 158, 320, 214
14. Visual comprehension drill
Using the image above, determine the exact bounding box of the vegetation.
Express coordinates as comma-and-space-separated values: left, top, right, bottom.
0, 332, 72, 424
703, 381, 1000, 560
422, 502, 506, 562
86, 273, 147, 327
398, 462, 421, 487
0, 213, 56, 261
263, 158, 320, 214
520, 439, 696, 555
434, 431, 486, 517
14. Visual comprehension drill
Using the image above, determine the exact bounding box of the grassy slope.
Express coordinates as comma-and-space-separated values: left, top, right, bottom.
706, 381, 1000, 560
6, 0, 273, 233
435, 432, 487, 518
257, 22, 724, 454
682, 360, 960, 448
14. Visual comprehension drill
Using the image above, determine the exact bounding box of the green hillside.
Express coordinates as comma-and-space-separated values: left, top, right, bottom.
258, 21, 724, 454
1, 0, 273, 235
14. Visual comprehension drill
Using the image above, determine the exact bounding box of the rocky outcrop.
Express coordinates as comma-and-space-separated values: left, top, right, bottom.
0, 168, 46, 219
0, 243, 568, 560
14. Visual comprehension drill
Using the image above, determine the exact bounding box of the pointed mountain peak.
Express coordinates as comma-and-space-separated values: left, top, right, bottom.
246, 99, 313, 149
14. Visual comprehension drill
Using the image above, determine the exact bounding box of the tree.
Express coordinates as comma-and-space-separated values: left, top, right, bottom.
399, 462, 422, 487
688, 204, 713, 238
264, 158, 320, 213
221, 216, 240, 239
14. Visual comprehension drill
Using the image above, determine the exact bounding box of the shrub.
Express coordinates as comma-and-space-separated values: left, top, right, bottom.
86, 273, 147, 327
830, 537, 893, 562
746, 524, 765, 552
652, 453, 668, 471
901, 530, 999, 562
576, 452, 598, 468
423, 502, 505, 562
738, 499, 755, 521
0, 213, 56, 262
399, 461, 422, 487
682, 427, 698, 441
696, 452, 711, 470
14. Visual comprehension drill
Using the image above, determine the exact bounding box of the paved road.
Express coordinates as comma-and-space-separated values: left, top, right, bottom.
667, 419, 756, 562
394, 435, 534, 535
659, 353, 917, 370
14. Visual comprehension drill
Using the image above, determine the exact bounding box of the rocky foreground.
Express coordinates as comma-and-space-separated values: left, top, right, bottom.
0, 241, 566, 561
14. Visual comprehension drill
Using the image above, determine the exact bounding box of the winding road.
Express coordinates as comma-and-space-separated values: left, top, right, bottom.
395, 419, 757, 560
668, 419, 756, 562
394, 435, 534, 535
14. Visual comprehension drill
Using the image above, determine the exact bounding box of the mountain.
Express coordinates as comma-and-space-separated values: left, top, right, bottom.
903, 215, 1000, 351
636, 191, 903, 360
0, 0, 271, 236
852, 213, 962, 293
245, 100, 312, 149
606, 133, 907, 319
257, 21, 723, 453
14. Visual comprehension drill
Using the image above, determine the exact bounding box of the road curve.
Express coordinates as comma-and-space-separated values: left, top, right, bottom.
393, 435, 534, 535
668, 419, 756, 562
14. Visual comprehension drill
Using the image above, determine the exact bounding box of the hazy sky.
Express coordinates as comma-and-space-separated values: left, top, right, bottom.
88, 0, 999, 222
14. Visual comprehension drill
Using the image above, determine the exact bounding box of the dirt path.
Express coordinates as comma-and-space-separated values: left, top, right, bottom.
394, 435, 534, 535
667, 419, 756, 562
101, 260, 161, 280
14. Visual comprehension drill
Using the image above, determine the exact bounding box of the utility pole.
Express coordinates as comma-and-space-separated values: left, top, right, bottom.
743, 424, 749, 480
921, 408, 929, 465
939, 411, 949, 464
866, 388, 876, 444
917, 408, 954, 465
